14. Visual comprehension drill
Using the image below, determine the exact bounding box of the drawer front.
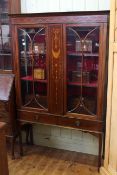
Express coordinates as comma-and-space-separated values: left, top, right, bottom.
18, 110, 103, 133
18, 110, 57, 125
58, 117, 103, 133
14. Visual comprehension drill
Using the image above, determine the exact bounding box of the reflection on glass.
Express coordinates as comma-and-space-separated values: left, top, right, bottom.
67, 26, 99, 116
18, 28, 48, 110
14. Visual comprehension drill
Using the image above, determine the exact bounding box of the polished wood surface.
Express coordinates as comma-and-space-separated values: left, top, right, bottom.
8, 145, 100, 175
0, 122, 9, 175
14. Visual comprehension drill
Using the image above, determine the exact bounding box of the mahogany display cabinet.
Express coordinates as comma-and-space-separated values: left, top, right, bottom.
11, 12, 109, 168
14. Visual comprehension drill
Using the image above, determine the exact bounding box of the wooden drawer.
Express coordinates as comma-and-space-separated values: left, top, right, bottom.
18, 110, 58, 125
18, 110, 103, 133
58, 116, 103, 133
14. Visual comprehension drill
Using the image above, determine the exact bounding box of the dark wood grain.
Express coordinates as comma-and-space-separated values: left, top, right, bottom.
0, 122, 9, 175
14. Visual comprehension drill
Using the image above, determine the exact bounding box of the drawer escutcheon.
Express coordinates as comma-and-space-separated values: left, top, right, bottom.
75, 120, 80, 127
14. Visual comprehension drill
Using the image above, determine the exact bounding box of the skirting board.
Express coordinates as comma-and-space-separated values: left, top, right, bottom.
100, 167, 117, 175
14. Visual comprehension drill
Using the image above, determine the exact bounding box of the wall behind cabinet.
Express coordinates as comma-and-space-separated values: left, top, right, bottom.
21, 0, 110, 13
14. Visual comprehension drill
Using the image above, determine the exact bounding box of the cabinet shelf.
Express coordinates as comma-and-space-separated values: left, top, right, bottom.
0, 53, 11, 56
0, 36, 11, 38
67, 51, 99, 57
68, 81, 97, 87
21, 76, 47, 83
20, 32, 45, 36
1, 12, 8, 15
20, 53, 46, 58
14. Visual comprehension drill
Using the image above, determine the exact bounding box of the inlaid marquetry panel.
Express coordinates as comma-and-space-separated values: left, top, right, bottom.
49, 25, 64, 114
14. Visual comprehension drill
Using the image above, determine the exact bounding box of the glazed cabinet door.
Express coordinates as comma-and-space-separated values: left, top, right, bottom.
16, 26, 48, 111
65, 24, 107, 120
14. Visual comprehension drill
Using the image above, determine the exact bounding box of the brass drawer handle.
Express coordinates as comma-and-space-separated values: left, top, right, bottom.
75, 120, 80, 127
35, 115, 40, 120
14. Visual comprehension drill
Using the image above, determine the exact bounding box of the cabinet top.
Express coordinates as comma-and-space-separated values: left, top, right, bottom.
0, 74, 14, 101
10, 11, 109, 25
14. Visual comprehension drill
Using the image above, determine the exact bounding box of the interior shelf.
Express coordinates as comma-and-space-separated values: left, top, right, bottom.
21, 76, 47, 83
67, 51, 99, 57
20, 53, 46, 58
68, 81, 97, 87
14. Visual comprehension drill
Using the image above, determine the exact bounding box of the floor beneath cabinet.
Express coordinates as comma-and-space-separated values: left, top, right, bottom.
8, 145, 100, 175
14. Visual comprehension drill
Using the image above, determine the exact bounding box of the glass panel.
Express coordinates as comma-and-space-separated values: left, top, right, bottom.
66, 26, 99, 116
0, 0, 9, 24
0, 0, 12, 71
0, 0, 8, 14
18, 28, 48, 110
1, 25, 10, 51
